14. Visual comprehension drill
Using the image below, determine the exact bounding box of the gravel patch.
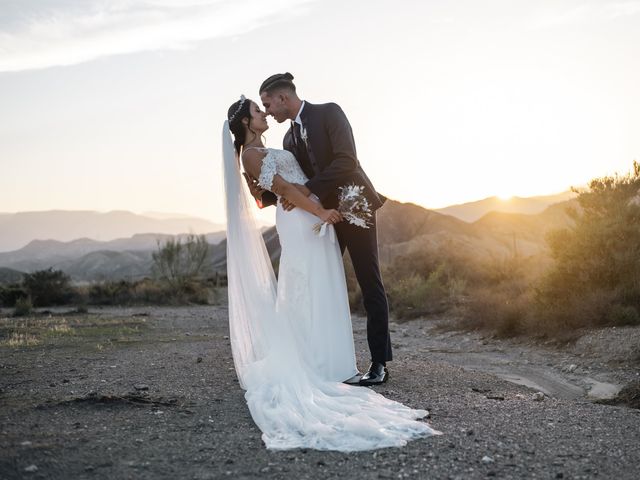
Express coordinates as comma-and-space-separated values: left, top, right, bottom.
1, 306, 639, 479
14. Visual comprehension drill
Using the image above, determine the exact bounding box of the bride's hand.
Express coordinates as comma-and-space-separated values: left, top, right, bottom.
319, 209, 343, 224
243, 172, 265, 201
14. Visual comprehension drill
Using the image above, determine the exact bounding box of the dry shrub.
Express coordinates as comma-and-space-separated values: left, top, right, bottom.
454, 251, 539, 337
461, 260, 638, 339
456, 163, 640, 340
85, 278, 216, 306
12, 296, 33, 317
23, 268, 74, 306
531, 286, 640, 340
606, 304, 640, 326
343, 245, 465, 318
4, 332, 40, 347
458, 285, 530, 337
152, 234, 208, 290
387, 267, 452, 320
529, 163, 640, 334
0, 283, 28, 308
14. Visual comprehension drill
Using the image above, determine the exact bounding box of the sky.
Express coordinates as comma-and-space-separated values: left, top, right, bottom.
1, 0, 639, 225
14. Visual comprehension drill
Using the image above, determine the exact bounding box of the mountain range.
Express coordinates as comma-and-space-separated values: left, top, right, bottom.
0, 194, 577, 283
0, 232, 226, 281
0, 192, 574, 253
0, 210, 225, 253
434, 191, 576, 222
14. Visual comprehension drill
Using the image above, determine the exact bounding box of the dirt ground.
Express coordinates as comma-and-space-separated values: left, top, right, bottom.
1, 305, 639, 480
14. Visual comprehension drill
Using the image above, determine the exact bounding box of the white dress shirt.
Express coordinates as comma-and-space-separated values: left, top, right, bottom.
294, 101, 306, 126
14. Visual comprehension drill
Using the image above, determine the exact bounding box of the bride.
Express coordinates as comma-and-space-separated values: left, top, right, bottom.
222, 95, 440, 451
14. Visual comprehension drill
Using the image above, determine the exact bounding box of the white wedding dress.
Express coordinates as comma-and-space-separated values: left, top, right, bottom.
222, 123, 440, 451
256, 147, 359, 383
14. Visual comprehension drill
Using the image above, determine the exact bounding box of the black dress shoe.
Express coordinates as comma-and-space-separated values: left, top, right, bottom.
359, 362, 388, 386
342, 372, 363, 385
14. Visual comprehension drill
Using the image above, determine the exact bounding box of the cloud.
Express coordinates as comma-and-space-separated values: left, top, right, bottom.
0, 0, 314, 73
530, 0, 640, 29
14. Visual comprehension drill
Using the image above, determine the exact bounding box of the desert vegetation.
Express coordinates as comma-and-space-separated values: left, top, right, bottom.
0, 235, 225, 314
380, 162, 640, 339
1, 165, 638, 342
151, 234, 209, 290
0, 311, 148, 349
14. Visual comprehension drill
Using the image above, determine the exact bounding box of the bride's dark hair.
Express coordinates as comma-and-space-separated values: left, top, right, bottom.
227, 99, 257, 155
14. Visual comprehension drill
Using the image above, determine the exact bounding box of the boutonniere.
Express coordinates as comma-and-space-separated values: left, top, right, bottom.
300, 125, 309, 147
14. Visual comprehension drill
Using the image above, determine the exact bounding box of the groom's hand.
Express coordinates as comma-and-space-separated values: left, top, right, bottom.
243, 173, 266, 205
280, 198, 296, 211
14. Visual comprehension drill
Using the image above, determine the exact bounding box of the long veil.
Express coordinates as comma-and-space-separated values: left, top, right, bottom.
221, 120, 276, 389
221, 120, 441, 451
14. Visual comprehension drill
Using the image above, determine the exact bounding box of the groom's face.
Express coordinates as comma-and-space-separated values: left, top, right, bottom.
260, 92, 288, 124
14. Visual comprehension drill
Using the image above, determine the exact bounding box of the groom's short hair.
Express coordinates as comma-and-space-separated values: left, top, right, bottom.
260, 72, 297, 95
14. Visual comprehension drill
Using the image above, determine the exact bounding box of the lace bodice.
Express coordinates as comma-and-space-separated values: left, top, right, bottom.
254, 148, 308, 192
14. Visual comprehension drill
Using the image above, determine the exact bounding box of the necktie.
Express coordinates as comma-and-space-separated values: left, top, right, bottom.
290, 121, 314, 177
292, 121, 301, 147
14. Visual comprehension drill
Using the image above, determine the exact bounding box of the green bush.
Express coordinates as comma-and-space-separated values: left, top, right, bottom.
457, 162, 640, 338
88, 280, 138, 305
23, 268, 74, 307
460, 286, 531, 337
152, 234, 209, 291
13, 296, 33, 317
534, 161, 640, 330
606, 304, 640, 326
386, 262, 462, 319
85, 278, 217, 306
0, 283, 29, 308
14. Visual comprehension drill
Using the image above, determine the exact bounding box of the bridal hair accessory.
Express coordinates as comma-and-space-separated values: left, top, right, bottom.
228, 95, 247, 122
313, 184, 373, 236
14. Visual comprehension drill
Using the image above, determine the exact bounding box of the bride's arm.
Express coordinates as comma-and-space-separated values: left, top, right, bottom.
242, 150, 342, 224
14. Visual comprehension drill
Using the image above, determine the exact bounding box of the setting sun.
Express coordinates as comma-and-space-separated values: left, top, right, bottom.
497, 194, 514, 201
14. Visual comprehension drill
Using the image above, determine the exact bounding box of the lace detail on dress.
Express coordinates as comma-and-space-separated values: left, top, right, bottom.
257, 148, 308, 194
257, 150, 277, 191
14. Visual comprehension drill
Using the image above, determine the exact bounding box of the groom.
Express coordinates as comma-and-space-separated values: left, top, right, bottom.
248, 72, 391, 386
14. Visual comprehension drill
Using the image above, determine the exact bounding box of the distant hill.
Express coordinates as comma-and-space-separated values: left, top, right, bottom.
0, 232, 227, 278
435, 191, 576, 222
376, 198, 576, 261
54, 250, 155, 282
377, 201, 476, 245
0, 229, 277, 282
0, 199, 577, 282
0, 267, 25, 284
141, 211, 196, 220
0, 210, 225, 252
473, 199, 576, 240
471, 199, 577, 257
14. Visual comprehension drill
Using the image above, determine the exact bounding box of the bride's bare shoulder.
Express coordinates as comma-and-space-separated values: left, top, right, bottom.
241, 147, 268, 178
